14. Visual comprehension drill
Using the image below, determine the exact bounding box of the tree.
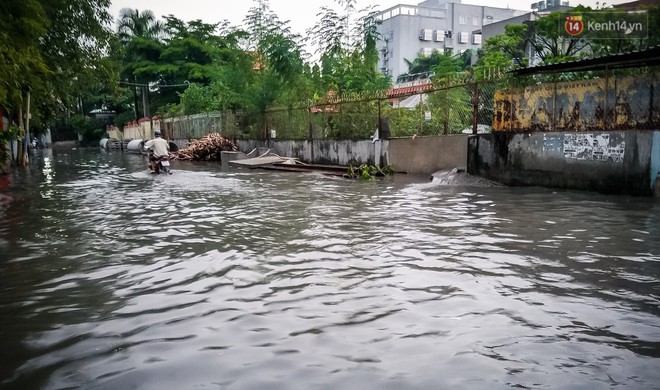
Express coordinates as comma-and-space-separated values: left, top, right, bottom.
241, 0, 306, 138
0, 0, 48, 111
116, 8, 166, 120
117, 8, 165, 43
38, 0, 114, 114
1, 0, 114, 165
529, 7, 592, 64
398, 50, 467, 82
478, 24, 527, 70
307, 1, 389, 97
177, 83, 216, 115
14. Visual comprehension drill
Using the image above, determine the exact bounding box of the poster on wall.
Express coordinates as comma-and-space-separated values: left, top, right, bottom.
563, 133, 625, 163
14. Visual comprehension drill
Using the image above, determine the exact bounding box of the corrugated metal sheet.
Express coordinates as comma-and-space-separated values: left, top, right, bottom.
493, 73, 660, 132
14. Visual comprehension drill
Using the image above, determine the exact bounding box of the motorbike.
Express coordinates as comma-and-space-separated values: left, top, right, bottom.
146, 148, 172, 174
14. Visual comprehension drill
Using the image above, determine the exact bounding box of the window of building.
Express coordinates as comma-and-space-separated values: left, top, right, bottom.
418, 8, 446, 18
434, 30, 445, 42
459, 15, 466, 25
472, 34, 482, 44
420, 47, 434, 56
401, 6, 415, 15
472, 16, 479, 26
458, 32, 469, 44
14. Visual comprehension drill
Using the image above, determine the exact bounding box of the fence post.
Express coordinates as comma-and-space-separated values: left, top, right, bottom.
378, 99, 382, 139
472, 82, 479, 135
308, 103, 313, 141
509, 89, 513, 132
444, 90, 449, 135
650, 72, 655, 127
552, 77, 557, 132
604, 66, 610, 131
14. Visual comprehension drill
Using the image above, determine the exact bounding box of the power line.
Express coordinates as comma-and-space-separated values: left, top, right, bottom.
119, 81, 191, 88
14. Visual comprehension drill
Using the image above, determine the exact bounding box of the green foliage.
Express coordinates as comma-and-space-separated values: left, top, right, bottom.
0, 0, 115, 136
113, 110, 136, 129
427, 87, 472, 134
0, 126, 23, 144
475, 4, 660, 73
116, 7, 166, 119
530, 7, 592, 64
178, 83, 216, 114
400, 52, 444, 81
239, 0, 309, 136
0, 126, 23, 169
432, 54, 463, 78
70, 115, 106, 146
38, 0, 114, 116
346, 163, 395, 180
117, 8, 164, 43
0, 0, 49, 108
399, 51, 469, 83
307, 0, 390, 98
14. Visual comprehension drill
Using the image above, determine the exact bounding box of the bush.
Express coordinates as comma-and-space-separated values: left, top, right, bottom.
70, 115, 106, 146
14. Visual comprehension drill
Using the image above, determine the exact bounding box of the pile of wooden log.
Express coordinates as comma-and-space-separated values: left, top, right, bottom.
170, 133, 237, 161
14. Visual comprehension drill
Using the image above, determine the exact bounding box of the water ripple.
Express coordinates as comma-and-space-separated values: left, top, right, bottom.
0, 150, 659, 389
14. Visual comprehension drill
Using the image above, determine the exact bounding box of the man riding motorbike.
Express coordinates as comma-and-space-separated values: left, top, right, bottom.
144, 131, 171, 174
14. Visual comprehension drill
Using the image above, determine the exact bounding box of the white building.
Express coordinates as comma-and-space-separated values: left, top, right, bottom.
375, 0, 528, 80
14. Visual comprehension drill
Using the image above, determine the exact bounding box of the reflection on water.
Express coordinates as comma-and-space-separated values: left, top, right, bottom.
1, 148, 659, 389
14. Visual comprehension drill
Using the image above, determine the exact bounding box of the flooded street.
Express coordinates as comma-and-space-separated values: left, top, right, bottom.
1, 148, 659, 389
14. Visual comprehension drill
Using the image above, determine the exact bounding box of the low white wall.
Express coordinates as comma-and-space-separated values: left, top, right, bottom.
234, 136, 467, 174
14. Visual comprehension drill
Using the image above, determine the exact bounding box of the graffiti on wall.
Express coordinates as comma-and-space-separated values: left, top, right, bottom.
563, 133, 625, 163
493, 73, 660, 132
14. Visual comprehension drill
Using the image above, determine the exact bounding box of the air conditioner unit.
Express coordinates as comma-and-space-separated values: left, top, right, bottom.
445, 30, 452, 38
420, 29, 432, 41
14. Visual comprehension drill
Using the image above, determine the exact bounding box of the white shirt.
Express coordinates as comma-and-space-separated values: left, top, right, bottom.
145, 137, 170, 158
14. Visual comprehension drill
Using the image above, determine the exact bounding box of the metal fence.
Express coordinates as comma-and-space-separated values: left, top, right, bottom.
260, 81, 500, 140
157, 66, 660, 141
160, 111, 242, 141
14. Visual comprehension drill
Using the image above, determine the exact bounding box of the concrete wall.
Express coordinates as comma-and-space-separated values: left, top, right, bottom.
236, 139, 379, 167
234, 135, 468, 175
468, 130, 660, 196
387, 135, 468, 174
123, 121, 153, 140
652, 132, 660, 193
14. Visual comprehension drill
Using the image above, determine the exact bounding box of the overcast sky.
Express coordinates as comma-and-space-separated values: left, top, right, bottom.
108, 0, 631, 37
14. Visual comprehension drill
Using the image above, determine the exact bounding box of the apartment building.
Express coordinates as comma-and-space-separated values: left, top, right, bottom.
478, 1, 571, 67
376, 0, 527, 80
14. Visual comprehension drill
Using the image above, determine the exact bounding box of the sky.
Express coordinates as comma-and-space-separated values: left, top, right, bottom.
108, 0, 633, 37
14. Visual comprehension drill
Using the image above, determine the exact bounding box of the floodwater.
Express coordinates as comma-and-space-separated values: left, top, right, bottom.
1, 148, 659, 390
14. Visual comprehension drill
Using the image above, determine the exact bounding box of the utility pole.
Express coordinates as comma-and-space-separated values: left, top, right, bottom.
142, 85, 150, 119
132, 74, 142, 120
25, 90, 31, 155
